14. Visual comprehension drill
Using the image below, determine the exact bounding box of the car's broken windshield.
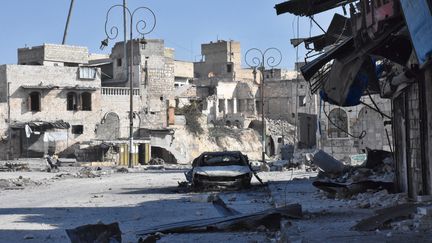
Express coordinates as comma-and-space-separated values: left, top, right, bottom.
200, 154, 245, 166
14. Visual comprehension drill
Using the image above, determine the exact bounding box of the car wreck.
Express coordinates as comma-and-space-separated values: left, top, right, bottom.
185, 151, 253, 190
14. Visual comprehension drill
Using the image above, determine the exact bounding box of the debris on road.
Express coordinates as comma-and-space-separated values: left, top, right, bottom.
309, 150, 345, 174
313, 180, 395, 199
66, 222, 122, 243
136, 203, 302, 237
312, 149, 395, 199
0, 176, 41, 190
0, 162, 30, 172
211, 195, 241, 216
148, 157, 165, 165
116, 167, 129, 173
351, 189, 407, 208
352, 203, 420, 231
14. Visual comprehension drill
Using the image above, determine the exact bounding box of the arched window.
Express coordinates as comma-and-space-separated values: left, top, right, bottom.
66, 92, 78, 111
80, 92, 92, 111
28, 92, 41, 112
328, 108, 348, 138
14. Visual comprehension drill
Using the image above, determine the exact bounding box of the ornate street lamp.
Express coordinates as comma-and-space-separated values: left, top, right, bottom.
101, 4, 156, 168
245, 48, 282, 164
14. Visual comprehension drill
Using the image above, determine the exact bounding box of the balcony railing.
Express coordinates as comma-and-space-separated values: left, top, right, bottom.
102, 87, 140, 96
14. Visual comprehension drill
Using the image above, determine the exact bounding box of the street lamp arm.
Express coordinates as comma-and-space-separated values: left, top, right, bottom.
263, 48, 282, 69
244, 47, 282, 165
245, 47, 282, 70
131, 7, 157, 37
245, 48, 264, 69
104, 4, 132, 40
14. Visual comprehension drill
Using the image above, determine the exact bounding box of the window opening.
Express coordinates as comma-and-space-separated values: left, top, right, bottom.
28, 92, 41, 112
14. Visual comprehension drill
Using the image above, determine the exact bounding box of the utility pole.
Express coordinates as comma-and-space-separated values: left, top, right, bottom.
245, 48, 282, 164
7, 82, 11, 160
62, 0, 75, 45
100, 4, 156, 168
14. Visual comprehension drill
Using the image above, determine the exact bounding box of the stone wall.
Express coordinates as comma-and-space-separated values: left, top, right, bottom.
109, 39, 175, 129
3, 65, 101, 157
261, 79, 316, 123
320, 94, 392, 162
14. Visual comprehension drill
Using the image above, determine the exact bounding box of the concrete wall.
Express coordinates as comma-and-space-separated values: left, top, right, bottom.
174, 60, 194, 78
18, 44, 89, 65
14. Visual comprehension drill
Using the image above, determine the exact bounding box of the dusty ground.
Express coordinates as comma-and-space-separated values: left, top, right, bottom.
1, 167, 431, 243
0, 168, 273, 243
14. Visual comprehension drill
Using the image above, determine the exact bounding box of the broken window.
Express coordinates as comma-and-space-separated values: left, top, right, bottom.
117, 58, 122, 67
80, 92, 92, 111
328, 108, 349, 138
67, 92, 78, 111
28, 91, 41, 112
71, 125, 83, 134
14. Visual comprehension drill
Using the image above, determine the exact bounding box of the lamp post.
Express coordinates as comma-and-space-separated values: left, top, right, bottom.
100, 4, 156, 168
245, 48, 282, 164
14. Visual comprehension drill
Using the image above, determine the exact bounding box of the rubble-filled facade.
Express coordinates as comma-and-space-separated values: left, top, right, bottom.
194, 40, 315, 129
275, 0, 432, 199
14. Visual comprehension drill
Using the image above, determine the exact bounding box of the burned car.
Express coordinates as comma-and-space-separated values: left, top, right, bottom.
186, 151, 253, 189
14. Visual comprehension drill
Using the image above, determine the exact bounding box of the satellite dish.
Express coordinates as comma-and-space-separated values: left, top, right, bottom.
25, 124, 32, 138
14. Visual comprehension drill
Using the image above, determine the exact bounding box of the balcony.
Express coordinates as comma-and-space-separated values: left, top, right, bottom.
102, 87, 140, 96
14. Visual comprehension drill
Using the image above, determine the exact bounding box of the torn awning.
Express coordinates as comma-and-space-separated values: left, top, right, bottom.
275, 0, 356, 16
11, 120, 70, 130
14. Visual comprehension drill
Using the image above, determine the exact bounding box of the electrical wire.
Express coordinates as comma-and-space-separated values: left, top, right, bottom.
366, 90, 394, 153
322, 101, 367, 139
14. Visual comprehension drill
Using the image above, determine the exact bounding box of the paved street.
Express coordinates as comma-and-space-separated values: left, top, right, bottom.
0, 169, 275, 243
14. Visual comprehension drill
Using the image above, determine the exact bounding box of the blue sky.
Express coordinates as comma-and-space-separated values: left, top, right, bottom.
0, 0, 340, 69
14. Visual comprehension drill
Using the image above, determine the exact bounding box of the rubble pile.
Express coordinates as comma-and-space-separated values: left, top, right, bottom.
388, 205, 432, 232
266, 119, 296, 144
0, 162, 30, 172
148, 158, 165, 165
311, 149, 396, 199
350, 190, 407, 209
0, 176, 41, 190
55, 167, 103, 179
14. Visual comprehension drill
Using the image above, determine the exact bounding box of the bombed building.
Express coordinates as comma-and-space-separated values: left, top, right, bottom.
275, 0, 432, 199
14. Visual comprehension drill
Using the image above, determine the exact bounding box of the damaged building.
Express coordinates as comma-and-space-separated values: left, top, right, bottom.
275, 0, 432, 199
193, 40, 318, 151
0, 41, 191, 164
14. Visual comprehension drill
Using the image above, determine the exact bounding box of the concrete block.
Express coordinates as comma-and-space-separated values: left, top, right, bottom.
418, 205, 432, 216
416, 195, 432, 203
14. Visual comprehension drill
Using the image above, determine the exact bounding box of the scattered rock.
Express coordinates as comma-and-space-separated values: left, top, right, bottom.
24, 235, 34, 240
149, 158, 165, 165
116, 167, 129, 173
66, 222, 121, 243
